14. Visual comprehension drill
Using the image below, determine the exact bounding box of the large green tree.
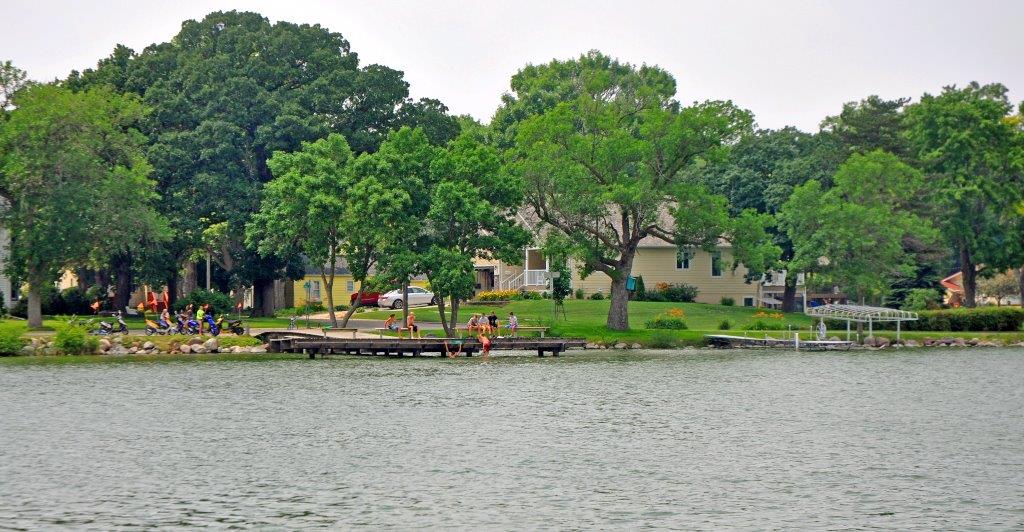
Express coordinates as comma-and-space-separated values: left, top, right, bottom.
424, 132, 530, 335
503, 52, 779, 330
904, 82, 1024, 307
779, 150, 939, 303
249, 134, 356, 326
67, 11, 459, 313
0, 85, 165, 327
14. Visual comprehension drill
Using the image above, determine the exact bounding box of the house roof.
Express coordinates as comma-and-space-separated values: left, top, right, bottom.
517, 207, 731, 249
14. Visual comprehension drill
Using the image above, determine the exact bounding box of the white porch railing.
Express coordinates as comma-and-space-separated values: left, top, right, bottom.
501, 272, 524, 290
525, 270, 548, 286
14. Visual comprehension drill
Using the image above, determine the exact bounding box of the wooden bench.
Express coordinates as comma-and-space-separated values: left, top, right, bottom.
455, 325, 550, 338
374, 327, 418, 339
321, 326, 359, 338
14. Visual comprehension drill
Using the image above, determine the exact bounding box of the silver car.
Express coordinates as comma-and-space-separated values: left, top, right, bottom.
377, 287, 436, 309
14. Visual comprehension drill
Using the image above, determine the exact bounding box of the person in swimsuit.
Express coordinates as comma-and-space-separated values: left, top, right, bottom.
444, 338, 464, 358
478, 333, 492, 358
407, 311, 419, 339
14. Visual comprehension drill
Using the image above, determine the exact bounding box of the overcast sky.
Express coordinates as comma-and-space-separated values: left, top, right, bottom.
4, 0, 1022, 131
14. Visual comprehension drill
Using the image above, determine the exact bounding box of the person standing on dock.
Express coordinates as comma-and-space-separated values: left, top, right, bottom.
406, 311, 420, 339
507, 312, 518, 337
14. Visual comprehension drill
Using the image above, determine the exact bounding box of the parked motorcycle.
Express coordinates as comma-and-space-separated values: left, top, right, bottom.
175, 313, 199, 335
204, 314, 221, 336
216, 316, 245, 335
145, 317, 174, 336
94, 311, 128, 335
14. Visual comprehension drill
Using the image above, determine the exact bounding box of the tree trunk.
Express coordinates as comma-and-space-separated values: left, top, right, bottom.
960, 246, 976, 308
26, 269, 42, 328
449, 297, 460, 337
436, 295, 449, 336
251, 279, 275, 317
166, 272, 178, 308
340, 283, 366, 328
401, 282, 410, 327
781, 274, 798, 313
112, 252, 133, 313
606, 249, 637, 331
323, 272, 337, 327
1018, 266, 1024, 308
182, 260, 197, 296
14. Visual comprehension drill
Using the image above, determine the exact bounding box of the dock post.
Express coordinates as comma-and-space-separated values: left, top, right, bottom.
308, 350, 315, 360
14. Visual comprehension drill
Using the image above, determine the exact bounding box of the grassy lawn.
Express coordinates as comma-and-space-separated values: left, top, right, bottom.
31, 315, 295, 332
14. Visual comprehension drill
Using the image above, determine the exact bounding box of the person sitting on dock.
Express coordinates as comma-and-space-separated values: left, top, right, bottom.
507, 312, 518, 337
406, 311, 420, 339
477, 332, 491, 358
487, 311, 499, 334
467, 314, 481, 335
384, 313, 400, 336
443, 338, 464, 358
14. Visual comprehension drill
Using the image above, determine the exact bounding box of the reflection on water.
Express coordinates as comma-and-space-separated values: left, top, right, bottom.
1, 349, 1022, 528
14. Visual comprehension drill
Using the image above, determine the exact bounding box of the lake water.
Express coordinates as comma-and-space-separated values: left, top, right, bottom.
1, 349, 1022, 529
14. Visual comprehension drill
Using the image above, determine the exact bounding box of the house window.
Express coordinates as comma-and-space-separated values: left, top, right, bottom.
309, 280, 321, 301
711, 251, 723, 277
743, 296, 755, 307
676, 250, 692, 270
346, 280, 354, 292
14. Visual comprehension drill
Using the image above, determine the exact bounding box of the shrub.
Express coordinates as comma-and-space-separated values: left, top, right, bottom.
173, 289, 235, 316
904, 307, 1024, 332
720, 296, 735, 306
901, 288, 942, 311
334, 304, 349, 311
745, 320, 790, 331
477, 289, 520, 301
659, 283, 699, 303
645, 315, 688, 329
644, 291, 667, 302
648, 330, 676, 348
718, 319, 732, 330
633, 276, 647, 301
0, 321, 26, 355
520, 290, 543, 300
589, 292, 605, 300
574, 288, 585, 300
53, 323, 99, 355
10, 287, 94, 317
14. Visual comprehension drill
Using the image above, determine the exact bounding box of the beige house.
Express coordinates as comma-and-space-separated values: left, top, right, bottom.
479, 242, 762, 306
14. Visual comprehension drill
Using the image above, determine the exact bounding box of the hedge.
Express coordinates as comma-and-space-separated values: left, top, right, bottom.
846, 307, 1024, 332
906, 307, 1024, 332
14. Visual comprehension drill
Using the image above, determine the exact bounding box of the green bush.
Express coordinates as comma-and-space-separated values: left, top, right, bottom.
658, 283, 699, 303
644, 291, 667, 302
905, 307, 1024, 332
901, 288, 942, 311
633, 276, 647, 301
173, 289, 235, 316
574, 288, 585, 300
10, 286, 94, 317
53, 323, 99, 355
718, 319, 732, 330
519, 290, 543, 300
745, 320, 790, 331
0, 321, 26, 355
334, 304, 349, 311
720, 296, 735, 306
648, 330, 676, 348
589, 292, 605, 301
645, 316, 688, 329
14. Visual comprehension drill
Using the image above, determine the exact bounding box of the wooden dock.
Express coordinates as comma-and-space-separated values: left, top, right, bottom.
256, 332, 586, 358
705, 334, 855, 350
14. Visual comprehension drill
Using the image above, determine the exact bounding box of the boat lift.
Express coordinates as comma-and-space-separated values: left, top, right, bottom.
805, 304, 918, 342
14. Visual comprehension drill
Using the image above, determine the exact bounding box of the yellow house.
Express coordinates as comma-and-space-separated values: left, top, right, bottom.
292, 265, 429, 308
